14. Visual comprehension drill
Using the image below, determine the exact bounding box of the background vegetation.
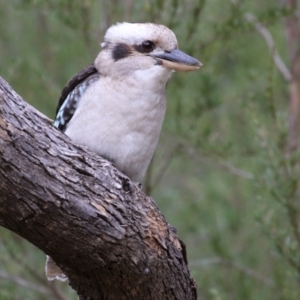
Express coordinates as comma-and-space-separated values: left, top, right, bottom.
1, 0, 300, 299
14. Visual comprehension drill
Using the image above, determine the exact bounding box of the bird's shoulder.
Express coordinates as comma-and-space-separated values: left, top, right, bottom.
54, 63, 100, 131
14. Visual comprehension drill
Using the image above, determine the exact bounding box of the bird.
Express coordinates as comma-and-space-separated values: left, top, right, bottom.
46, 22, 202, 281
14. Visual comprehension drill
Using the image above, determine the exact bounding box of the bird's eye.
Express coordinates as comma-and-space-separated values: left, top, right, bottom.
141, 41, 155, 52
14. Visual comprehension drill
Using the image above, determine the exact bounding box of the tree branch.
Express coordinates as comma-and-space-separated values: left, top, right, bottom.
0, 76, 197, 300
244, 12, 292, 82
282, 0, 300, 152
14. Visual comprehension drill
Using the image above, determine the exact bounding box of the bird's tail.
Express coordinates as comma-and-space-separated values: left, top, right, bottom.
45, 255, 68, 282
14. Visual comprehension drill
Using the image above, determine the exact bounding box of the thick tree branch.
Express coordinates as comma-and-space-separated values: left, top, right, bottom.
0, 76, 197, 300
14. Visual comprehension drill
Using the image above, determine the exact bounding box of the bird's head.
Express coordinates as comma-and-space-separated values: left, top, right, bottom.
95, 22, 202, 81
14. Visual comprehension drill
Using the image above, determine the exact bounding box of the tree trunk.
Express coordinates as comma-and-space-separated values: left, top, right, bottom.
0, 76, 197, 300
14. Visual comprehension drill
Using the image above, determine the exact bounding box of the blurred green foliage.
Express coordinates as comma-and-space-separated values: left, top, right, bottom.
1, 0, 300, 299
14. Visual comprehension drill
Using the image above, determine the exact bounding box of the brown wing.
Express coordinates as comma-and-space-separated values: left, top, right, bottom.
54, 63, 100, 131
55, 63, 98, 115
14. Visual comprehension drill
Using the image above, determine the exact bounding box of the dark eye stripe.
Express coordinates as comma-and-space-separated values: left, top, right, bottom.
112, 44, 132, 61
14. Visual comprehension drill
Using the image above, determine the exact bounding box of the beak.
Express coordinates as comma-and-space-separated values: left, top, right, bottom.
152, 49, 202, 72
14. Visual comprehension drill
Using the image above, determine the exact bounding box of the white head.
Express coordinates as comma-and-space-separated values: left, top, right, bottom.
95, 22, 202, 83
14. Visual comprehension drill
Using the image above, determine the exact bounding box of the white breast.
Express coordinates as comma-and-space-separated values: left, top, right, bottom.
65, 66, 171, 182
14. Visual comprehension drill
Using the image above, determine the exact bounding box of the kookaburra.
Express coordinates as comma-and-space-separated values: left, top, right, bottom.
46, 22, 201, 281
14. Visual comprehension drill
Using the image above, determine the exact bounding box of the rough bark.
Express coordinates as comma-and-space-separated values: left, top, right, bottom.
0, 76, 197, 300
